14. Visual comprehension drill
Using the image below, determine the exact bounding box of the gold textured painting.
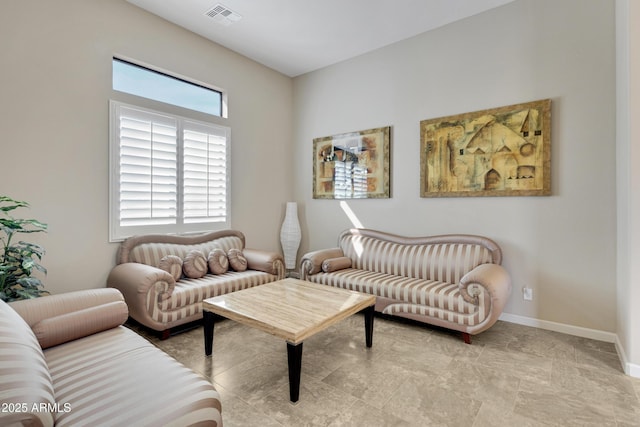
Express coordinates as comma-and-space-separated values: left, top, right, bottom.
420, 99, 551, 197
313, 127, 390, 199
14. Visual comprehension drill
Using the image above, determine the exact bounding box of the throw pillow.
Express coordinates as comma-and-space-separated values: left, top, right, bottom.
183, 250, 208, 278
227, 248, 248, 272
158, 255, 183, 281
208, 248, 229, 274
322, 256, 352, 273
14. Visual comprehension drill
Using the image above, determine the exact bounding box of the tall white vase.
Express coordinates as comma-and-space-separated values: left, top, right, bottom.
280, 202, 301, 270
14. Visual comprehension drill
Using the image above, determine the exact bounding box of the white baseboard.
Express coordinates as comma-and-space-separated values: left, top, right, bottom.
628, 362, 640, 378
615, 335, 640, 378
499, 313, 640, 378
499, 312, 617, 342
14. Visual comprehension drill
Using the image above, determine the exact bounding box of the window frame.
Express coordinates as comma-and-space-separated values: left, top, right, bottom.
109, 100, 231, 242
112, 56, 227, 118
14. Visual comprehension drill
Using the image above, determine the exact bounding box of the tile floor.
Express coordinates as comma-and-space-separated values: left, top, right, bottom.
130, 315, 640, 426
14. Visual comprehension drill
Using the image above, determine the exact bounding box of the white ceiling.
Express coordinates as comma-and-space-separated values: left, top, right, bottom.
126, 0, 516, 77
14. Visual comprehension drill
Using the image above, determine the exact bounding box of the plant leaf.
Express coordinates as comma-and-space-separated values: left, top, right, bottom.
0, 196, 29, 212
16, 276, 43, 288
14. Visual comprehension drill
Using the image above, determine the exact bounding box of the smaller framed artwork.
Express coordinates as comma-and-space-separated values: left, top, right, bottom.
420, 99, 551, 197
313, 126, 390, 199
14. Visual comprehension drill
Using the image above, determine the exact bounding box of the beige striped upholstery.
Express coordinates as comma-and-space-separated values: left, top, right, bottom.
1, 290, 222, 427
45, 327, 221, 427
109, 230, 285, 334
342, 235, 495, 284
0, 299, 56, 427
129, 237, 242, 268
148, 270, 283, 326
10, 289, 129, 349
301, 229, 511, 337
310, 270, 488, 326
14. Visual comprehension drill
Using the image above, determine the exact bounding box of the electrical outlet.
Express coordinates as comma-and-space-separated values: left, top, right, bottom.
523, 287, 533, 301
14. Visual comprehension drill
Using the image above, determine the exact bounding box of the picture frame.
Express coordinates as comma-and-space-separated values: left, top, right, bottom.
420, 99, 551, 197
313, 126, 391, 199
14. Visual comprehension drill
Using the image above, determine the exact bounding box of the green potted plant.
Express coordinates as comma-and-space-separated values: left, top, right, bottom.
0, 196, 48, 302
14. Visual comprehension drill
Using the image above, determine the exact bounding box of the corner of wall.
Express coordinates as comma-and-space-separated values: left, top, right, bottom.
616, 334, 640, 378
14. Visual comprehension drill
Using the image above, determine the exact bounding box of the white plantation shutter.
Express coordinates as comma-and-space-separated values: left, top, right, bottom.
118, 107, 178, 226
110, 101, 230, 241
183, 121, 228, 223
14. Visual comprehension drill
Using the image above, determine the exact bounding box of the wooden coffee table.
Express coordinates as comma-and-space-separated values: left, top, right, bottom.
202, 278, 376, 402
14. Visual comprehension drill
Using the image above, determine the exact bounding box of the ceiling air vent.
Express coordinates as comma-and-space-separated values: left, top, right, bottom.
204, 4, 242, 26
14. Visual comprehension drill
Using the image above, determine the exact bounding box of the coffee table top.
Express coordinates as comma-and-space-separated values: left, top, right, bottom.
202, 278, 375, 344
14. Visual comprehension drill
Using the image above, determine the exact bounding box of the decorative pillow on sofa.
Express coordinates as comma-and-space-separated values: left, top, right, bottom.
322, 256, 352, 273
183, 250, 208, 278
158, 255, 183, 281
208, 249, 229, 274
227, 248, 248, 272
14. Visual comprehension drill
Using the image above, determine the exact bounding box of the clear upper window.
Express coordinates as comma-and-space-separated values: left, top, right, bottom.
112, 58, 223, 117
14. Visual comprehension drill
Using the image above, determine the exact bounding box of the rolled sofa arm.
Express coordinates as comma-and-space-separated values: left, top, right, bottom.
9, 288, 129, 349
107, 263, 176, 335
108, 262, 176, 301
300, 248, 345, 279
243, 248, 286, 279
459, 263, 512, 312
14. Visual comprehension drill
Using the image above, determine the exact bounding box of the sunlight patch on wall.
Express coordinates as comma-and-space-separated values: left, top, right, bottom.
340, 201, 364, 257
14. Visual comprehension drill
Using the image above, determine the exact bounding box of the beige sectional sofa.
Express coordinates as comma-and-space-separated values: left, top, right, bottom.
300, 228, 511, 343
108, 230, 285, 338
0, 288, 222, 427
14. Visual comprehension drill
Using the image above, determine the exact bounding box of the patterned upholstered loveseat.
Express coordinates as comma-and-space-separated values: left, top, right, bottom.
108, 230, 285, 338
300, 229, 511, 343
0, 288, 222, 426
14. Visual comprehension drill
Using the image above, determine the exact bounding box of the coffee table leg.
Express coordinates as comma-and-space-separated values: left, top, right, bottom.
286, 342, 303, 402
204, 311, 215, 356
364, 305, 374, 348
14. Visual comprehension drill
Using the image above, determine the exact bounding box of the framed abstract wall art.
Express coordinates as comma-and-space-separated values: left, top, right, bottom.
420, 99, 551, 197
313, 126, 390, 199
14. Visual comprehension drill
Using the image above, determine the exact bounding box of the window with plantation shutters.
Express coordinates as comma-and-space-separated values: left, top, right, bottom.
109, 101, 230, 241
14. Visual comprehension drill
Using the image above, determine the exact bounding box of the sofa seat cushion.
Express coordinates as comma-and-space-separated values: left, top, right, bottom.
45, 326, 222, 427
308, 268, 491, 326
166, 270, 279, 309
146, 270, 280, 324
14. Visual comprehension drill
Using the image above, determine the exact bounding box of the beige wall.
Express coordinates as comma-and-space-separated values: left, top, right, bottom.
616, 0, 640, 375
2, 0, 634, 370
0, 0, 293, 294
293, 0, 617, 332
